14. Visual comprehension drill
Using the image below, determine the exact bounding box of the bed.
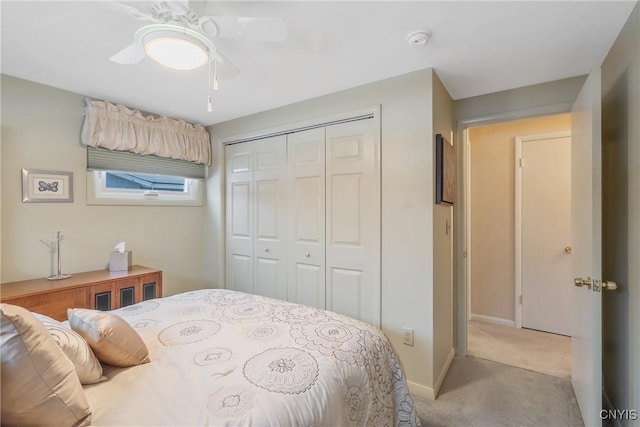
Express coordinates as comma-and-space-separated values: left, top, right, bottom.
82, 289, 419, 426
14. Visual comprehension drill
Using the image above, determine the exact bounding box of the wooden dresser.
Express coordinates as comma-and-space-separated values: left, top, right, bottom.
0, 265, 162, 321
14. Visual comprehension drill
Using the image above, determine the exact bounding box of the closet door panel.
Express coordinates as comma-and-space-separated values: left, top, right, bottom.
330, 173, 362, 245
325, 119, 380, 326
255, 257, 280, 299
295, 177, 322, 241
230, 255, 253, 294
287, 128, 326, 308
328, 267, 362, 320
226, 143, 254, 293
294, 264, 324, 308
253, 136, 288, 300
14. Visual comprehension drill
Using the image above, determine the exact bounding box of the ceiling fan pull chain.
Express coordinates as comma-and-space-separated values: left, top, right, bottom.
213, 57, 219, 91
207, 57, 213, 112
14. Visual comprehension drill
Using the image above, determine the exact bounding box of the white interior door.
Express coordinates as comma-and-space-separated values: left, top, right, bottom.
571, 69, 602, 427
325, 118, 380, 326
287, 128, 326, 308
225, 142, 255, 294
253, 135, 288, 300
520, 134, 572, 336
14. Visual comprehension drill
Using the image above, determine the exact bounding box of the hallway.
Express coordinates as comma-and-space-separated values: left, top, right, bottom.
467, 320, 571, 378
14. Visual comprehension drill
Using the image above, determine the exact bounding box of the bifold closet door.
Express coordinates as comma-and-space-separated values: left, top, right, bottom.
287, 127, 326, 308
225, 142, 254, 294
225, 136, 287, 299
325, 119, 380, 327
252, 136, 288, 300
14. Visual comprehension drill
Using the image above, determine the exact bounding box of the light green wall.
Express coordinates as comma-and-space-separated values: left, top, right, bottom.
0, 75, 206, 296
208, 69, 450, 398
432, 71, 454, 395
455, 75, 587, 123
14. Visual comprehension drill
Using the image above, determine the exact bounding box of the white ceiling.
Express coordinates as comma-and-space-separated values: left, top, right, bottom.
1, 1, 636, 126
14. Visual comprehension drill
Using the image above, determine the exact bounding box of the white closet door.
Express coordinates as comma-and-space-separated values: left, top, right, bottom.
225, 142, 254, 294
253, 135, 288, 300
325, 119, 380, 326
287, 127, 326, 308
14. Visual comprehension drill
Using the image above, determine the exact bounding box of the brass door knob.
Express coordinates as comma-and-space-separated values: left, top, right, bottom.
565, 246, 572, 254
603, 281, 618, 291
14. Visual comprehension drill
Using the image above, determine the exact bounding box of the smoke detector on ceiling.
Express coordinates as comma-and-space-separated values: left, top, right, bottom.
407, 31, 432, 48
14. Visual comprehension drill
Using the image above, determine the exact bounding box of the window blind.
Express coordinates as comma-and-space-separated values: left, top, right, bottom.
87, 147, 206, 180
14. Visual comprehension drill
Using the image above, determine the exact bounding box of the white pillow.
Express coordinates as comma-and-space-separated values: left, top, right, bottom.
68, 308, 150, 367
0, 303, 91, 426
33, 312, 106, 385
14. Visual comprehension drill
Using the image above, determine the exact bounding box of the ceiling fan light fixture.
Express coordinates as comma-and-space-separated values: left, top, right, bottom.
135, 24, 216, 71
133, 24, 218, 113
145, 36, 208, 70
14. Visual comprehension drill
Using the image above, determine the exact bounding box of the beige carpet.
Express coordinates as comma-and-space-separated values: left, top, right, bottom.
413, 357, 583, 427
467, 320, 571, 378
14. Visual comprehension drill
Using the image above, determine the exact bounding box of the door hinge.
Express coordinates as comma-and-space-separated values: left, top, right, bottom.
519, 158, 525, 168
520, 294, 523, 305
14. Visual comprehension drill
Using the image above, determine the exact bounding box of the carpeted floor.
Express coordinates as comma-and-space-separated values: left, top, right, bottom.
413, 356, 584, 427
467, 320, 571, 378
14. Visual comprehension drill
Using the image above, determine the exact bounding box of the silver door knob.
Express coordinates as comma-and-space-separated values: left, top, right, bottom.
264, 248, 269, 253
603, 281, 618, 291
565, 246, 572, 254
305, 252, 310, 258
574, 277, 591, 289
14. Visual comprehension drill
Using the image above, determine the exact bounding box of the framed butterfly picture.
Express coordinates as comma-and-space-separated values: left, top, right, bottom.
21, 169, 73, 203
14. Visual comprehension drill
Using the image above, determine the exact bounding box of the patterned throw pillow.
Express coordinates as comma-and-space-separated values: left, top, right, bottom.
33, 312, 106, 384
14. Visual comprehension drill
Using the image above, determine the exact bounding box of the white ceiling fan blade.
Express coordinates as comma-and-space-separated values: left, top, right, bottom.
99, 1, 153, 21
203, 16, 288, 43
110, 43, 146, 65
214, 52, 240, 80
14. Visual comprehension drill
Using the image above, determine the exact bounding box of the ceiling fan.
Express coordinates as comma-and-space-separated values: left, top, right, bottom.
108, 1, 288, 77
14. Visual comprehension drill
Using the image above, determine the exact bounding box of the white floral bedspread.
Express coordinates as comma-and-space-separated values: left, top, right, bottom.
83, 289, 420, 426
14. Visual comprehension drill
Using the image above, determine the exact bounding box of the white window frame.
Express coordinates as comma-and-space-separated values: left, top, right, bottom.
87, 171, 204, 206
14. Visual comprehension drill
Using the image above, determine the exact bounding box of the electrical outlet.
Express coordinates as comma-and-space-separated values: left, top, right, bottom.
402, 327, 414, 346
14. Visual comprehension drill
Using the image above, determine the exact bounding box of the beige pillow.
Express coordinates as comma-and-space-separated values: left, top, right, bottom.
68, 308, 150, 367
0, 303, 91, 427
33, 312, 106, 384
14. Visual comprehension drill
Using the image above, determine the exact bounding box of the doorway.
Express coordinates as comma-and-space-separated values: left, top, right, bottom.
464, 114, 572, 377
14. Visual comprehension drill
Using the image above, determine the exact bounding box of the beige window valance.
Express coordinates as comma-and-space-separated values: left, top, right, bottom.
81, 99, 211, 166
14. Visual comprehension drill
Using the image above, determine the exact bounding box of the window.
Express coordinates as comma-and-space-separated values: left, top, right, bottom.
87, 171, 203, 206
105, 172, 185, 192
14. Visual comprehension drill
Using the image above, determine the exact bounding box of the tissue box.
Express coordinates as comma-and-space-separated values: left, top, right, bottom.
109, 251, 132, 272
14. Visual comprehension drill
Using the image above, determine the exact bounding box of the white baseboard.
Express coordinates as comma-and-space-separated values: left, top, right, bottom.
407, 349, 455, 401
434, 348, 455, 398
407, 381, 435, 400
470, 313, 515, 328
